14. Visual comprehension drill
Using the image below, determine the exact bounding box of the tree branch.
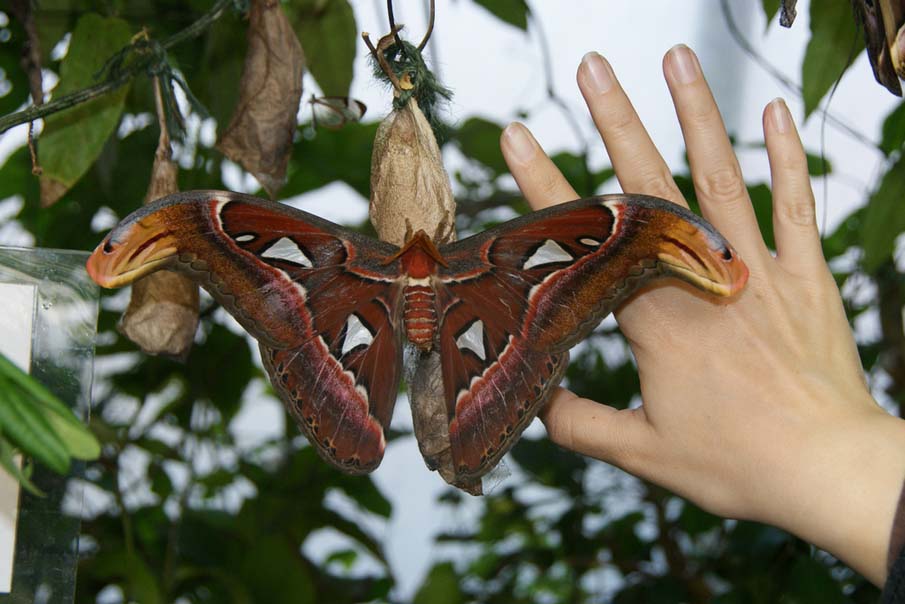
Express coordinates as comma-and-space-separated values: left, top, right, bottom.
0, 0, 233, 135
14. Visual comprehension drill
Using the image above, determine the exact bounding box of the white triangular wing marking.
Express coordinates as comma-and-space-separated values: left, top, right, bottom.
523, 239, 573, 270
455, 319, 486, 361
342, 314, 374, 356
261, 237, 314, 268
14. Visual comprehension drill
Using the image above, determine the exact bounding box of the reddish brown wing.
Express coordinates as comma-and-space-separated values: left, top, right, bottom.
435, 194, 748, 481
86, 190, 405, 473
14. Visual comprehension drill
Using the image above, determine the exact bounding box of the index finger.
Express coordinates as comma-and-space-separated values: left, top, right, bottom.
500, 122, 580, 210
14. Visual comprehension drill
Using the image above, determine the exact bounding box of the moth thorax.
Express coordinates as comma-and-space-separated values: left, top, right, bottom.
403, 284, 436, 351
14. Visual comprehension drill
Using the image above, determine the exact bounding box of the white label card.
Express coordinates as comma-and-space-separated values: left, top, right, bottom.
0, 283, 37, 594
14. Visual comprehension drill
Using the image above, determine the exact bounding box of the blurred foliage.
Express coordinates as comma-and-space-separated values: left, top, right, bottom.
0, 0, 901, 602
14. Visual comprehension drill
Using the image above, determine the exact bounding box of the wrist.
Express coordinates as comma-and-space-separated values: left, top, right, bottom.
752, 401, 905, 586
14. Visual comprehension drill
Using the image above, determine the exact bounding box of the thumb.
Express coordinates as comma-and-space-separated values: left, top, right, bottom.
540, 388, 654, 476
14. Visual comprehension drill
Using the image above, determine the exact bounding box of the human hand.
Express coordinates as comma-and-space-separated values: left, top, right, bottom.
499, 44, 905, 586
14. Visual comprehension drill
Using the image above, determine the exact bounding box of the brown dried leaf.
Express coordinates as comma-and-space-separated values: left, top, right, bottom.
217, 0, 305, 198
39, 177, 67, 207
369, 98, 457, 246
119, 271, 200, 360
120, 111, 199, 359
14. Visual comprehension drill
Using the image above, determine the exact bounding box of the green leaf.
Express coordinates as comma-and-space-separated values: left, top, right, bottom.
805, 151, 832, 176
0, 385, 71, 474
241, 535, 316, 604
781, 556, 847, 603
0, 435, 43, 496
289, 0, 357, 96
761, 0, 781, 24
861, 153, 905, 271
91, 551, 165, 604
550, 151, 614, 197
0, 23, 31, 116
39, 13, 133, 202
453, 117, 507, 176
510, 437, 586, 494
189, 10, 247, 129
473, 0, 530, 30
747, 183, 775, 250
286, 121, 379, 198
0, 353, 100, 459
44, 410, 101, 460
801, 1, 863, 118
414, 561, 465, 604
880, 100, 905, 156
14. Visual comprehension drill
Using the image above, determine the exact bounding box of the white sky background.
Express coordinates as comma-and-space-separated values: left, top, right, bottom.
0, 0, 901, 600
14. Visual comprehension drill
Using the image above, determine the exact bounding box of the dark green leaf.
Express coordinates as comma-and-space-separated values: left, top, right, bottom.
762, 0, 781, 25
0, 22, 31, 116
473, 0, 530, 30
781, 556, 848, 603
801, 1, 863, 118
806, 151, 832, 176
189, 10, 247, 128
241, 535, 316, 604
453, 117, 507, 176
289, 0, 357, 97
861, 153, 905, 271
0, 382, 71, 474
510, 436, 586, 494
0, 353, 100, 461
822, 206, 862, 260
550, 152, 614, 197
747, 183, 775, 250
39, 14, 133, 198
880, 100, 905, 156
286, 121, 379, 199
90, 551, 165, 604
678, 500, 721, 536
0, 434, 42, 495
414, 561, 465, 604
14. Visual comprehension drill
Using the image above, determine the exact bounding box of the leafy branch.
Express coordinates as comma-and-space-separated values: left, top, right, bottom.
0, 0, 233, 135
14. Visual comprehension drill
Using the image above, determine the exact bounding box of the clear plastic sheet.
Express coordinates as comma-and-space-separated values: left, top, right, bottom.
0, 247, 99, 604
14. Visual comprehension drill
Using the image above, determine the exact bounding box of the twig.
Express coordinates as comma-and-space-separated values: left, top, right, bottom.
362, 27, 406, 92
418, 0, 435, 51
0, 0, 232, 135
151, 76, 171, 158
528, 11, 593, 195
10, 0, 44, 174
386, 0, 406, 55
719, 0, 876, 150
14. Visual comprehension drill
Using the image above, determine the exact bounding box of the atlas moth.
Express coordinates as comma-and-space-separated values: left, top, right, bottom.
87, 191, 747, 491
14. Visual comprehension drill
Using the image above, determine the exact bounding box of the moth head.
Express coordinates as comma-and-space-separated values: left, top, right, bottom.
655, 219, 748, 297
86, 216, 179, 288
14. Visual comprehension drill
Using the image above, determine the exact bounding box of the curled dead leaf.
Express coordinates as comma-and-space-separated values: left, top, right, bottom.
120, 271, 200, 360
217, 0, 305, 198
120, 84, 200, 359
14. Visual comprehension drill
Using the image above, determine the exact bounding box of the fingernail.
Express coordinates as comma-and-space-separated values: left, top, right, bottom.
769, 98, 790, 134
502, 122, 538, 164
581, 51, 614, 93
667, 44, 700, 84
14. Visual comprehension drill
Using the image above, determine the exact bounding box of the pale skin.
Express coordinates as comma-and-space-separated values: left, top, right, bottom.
499, 45, 905, 587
